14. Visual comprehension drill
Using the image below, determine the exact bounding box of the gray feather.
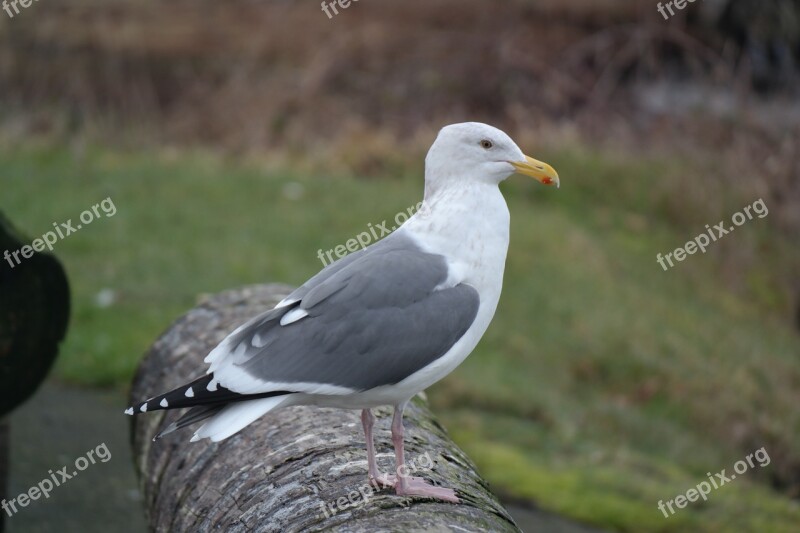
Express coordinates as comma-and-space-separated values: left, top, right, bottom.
218, 233, 480, 391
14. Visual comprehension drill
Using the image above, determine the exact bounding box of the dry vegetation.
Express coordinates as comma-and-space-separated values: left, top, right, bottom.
0, 0, 796, 139
2, 0, 797, 323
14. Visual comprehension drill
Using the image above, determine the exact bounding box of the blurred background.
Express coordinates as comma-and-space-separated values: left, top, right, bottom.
1, 0, 799, 531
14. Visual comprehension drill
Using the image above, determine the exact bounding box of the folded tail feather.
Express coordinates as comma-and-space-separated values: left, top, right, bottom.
190, 395, 291, 442
125, 373, 289, 415
126, 373, 293, 441
152, 404, 224, 441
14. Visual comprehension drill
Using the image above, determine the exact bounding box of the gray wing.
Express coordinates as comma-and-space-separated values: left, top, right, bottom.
207, 233, 480, 392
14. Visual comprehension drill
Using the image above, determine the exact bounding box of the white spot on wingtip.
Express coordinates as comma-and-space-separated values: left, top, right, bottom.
185, 387, 194, 398
160, 398, 169, 408
232, 343, 246, 360
280, 308, 308, 326
251, 333, 265, 348
140, 403, 148, 413
207, 379, 218, 392
275, 297, 298, 309
124, 407, 134, 416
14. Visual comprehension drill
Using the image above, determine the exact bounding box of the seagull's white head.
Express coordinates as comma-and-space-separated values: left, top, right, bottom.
424, 122, 559, 195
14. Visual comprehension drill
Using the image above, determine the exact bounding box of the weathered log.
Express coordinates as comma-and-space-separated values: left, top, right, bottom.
130, 284, 520, 532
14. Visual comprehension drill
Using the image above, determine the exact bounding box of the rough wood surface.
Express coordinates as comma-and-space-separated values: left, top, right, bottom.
130, 284, 520, 533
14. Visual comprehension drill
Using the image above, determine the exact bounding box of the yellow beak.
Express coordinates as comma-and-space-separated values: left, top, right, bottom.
510, 155, 560, 188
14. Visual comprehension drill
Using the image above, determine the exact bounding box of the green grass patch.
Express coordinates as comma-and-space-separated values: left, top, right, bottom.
2, 143, 798, 532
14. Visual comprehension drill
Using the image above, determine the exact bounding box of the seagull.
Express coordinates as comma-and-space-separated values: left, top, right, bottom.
126, 122, 559, 502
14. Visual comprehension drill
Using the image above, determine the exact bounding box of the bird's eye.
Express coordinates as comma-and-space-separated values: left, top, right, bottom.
480, 139, 493, 149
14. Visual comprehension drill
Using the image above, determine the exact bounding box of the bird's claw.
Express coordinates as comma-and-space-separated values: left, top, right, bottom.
396, 476, 459, 503
369, 473, 396, 489
370, 474, 459, 502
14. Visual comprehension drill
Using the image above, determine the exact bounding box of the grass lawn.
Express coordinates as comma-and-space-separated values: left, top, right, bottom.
2, 142, 799, 532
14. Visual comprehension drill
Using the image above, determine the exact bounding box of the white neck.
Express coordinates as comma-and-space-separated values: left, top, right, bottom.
401, 181, 510, 293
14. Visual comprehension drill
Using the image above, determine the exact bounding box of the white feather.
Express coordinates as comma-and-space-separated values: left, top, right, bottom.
275, 297, 298, 309
251, 333, 266, 348
279, 308, 308, 326
191, 395, 292, 442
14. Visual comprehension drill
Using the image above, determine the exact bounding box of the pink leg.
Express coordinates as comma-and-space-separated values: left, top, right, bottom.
361, 409, 392, 488
390, 402, 459, 503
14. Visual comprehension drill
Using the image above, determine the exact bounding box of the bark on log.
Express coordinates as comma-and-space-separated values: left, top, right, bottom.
130, 284, 520, 533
